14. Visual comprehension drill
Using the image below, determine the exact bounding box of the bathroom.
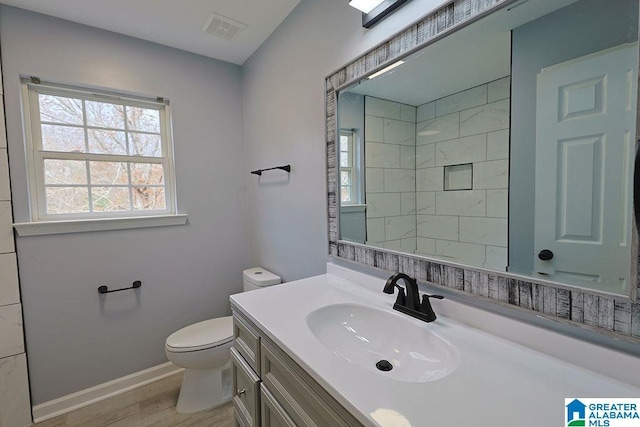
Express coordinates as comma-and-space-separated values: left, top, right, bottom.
0, 0, 639, 426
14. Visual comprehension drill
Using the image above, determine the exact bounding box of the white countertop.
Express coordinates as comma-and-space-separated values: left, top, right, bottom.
230, 263, 640, 427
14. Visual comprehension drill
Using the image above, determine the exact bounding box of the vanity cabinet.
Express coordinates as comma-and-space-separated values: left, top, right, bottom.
231, 310, 362, 427
231, 347, 260, 427
260, 385, 296, 427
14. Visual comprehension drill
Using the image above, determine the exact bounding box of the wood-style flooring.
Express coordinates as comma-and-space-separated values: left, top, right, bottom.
35, 372, 235, 426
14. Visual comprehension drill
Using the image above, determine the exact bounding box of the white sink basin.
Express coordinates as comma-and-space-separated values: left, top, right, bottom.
306, 303, 459, 383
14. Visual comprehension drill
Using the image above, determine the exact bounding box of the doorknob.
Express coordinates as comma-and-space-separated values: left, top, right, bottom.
538, 249, 554, 261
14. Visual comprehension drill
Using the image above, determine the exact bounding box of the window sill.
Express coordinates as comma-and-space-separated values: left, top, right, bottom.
13, 214, 188, 236
340, 204, 366, 213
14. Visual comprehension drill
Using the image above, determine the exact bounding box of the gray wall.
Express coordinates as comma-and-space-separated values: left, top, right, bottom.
1, 6, 249, 403
0, 0, 510, 406
242, 0, 449, 281
509, 0, 638, 273
338, 92, 365, 136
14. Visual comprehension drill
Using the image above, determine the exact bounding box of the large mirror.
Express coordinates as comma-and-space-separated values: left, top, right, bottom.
337, 0, 639, 298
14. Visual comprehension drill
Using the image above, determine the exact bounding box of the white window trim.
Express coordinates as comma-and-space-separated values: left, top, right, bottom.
340, 130, 358, 205
14, 214, 188, 236
18, 79, 186, 234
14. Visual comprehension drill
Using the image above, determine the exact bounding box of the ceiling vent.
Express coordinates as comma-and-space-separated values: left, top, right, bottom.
202, 13, 247, 41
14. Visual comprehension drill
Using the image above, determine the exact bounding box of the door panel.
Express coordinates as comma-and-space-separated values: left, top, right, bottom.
535, 43, 637, 294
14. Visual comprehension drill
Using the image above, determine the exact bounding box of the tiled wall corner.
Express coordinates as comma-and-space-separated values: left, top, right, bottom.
416, 77, 510, 269
0, 60, 32, 425
0, 253, 20, 305
0, 303, 24, 359
365, 96, 417, 253
0, 354, 31, 427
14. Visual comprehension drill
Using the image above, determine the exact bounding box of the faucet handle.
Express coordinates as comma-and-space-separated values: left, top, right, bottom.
419, 294, 444, 322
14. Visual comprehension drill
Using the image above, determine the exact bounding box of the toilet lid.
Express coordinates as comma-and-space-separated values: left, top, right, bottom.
166, 316, 233, 352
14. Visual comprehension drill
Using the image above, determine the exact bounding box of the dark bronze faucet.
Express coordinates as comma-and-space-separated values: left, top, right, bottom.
383, 273, 444, 323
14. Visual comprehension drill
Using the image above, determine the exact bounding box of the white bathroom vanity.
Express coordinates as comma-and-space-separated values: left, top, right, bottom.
230, 263, 640, 426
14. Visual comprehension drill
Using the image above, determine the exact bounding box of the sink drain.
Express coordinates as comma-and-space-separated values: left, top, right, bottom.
376, 360, 393, 371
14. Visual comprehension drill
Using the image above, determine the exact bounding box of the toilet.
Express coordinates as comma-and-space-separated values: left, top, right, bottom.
165, 267, 281, 413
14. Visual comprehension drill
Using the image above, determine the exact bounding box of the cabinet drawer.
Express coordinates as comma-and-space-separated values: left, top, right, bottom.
233, 312, 261, 375
261, 340, 361, 427
234, 406, 250, 427
231, 347, 260, 427
261, 384, 296, 427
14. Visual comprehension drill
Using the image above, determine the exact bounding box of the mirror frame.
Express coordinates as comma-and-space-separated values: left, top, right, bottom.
325, 0, 640, 342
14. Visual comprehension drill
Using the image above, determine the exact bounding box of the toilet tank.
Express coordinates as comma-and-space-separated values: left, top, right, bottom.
243, 267, 281, 292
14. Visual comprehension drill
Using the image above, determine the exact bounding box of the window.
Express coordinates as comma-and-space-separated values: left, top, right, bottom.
340, 130, 357, 204
21, 80, 177, 222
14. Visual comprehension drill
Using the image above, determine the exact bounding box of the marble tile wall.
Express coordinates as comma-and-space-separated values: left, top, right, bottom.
0, 61, 32, 426
415, 77, 510, 270
364, 96, 417, 253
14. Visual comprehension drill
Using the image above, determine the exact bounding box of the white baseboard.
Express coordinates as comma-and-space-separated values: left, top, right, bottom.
32, 362, 184, 423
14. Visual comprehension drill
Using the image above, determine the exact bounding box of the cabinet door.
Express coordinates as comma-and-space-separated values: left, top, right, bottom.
231, 347, 260, 427
261, 340, 362, 426
261, 385, 296, 427
234, 406, 250, 427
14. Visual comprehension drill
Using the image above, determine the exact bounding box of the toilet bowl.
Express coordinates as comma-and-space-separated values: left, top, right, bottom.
165, 267, 281, 413
165, 317, 233, 413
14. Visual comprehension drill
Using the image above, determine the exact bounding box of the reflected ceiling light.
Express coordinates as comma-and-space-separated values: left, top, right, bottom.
368, 60, 405, 79
349, 0, 385, 13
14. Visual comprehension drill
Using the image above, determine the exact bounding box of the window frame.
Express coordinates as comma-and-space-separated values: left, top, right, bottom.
21, 79, 178, 223
339, 129, 358, 205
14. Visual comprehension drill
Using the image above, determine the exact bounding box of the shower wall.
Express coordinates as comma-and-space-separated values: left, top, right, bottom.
364, 96, 417, 253
415, 77, 510, 269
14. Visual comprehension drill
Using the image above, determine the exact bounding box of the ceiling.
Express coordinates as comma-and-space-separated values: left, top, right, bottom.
0, 0, 301, 65
346, 0, 579, 106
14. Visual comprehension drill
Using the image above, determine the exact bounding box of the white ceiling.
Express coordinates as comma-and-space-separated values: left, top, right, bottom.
346, 0, 579, 106
0, 0, 301, 65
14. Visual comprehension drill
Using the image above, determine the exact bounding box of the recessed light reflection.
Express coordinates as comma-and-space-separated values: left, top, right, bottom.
368, 60, 405, 79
